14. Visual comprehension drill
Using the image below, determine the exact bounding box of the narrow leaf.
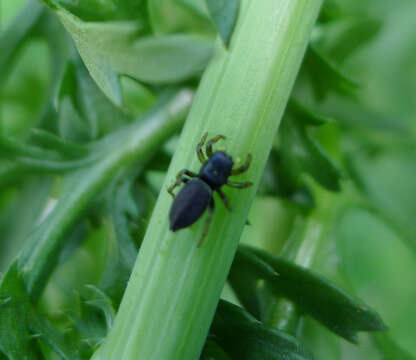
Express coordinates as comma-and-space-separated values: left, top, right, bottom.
84, 285, 115, 330
311, 94, 406, 133
16, 156, 96, 173
110, 34, 214, 84
56, 9, 129, 104
316, 18, 382, 63
66, 295, 106, 351
56, 7, 213, 103
97, 179, 141, 305
0, 136, 60, 160
201, 339, 231, 360
211, 300, 313, 360
228, 249, 277, 320
0, 0, 44, 83
30, 129, 89, 158
205, 0, 240, 47
0, 262, 82, 360
279, 115, 342, 192
58, 97, 93, 142
288, 98, 330, 126
260, 150, 315, 209
305, 45, 360, 100
17, 89, 191, 299
56, 59, 130, 139
235, 246, 388, 343
372, 333, 415, 360
345, 149, 416, 252
0, 262, 40, 360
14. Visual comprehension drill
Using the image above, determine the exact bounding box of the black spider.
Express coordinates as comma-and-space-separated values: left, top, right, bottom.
168, 132, 252, 246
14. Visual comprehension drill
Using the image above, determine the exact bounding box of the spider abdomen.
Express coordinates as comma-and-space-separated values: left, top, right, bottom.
169, 179, 212, 232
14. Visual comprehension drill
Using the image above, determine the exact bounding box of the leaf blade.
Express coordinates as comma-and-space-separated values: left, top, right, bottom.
211, 300, 313, 360
205, 0, 240, 47
234, 246, 388, 343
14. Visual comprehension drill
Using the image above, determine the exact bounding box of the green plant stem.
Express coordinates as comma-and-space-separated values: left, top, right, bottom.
17, 89, 192, 298
92, 1, 323, 359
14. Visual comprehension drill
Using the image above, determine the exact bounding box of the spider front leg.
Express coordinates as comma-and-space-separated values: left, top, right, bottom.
232, 154, 252, 175
206, 134, 226, 158
196, 132, 208, 164
167, 169, 197, 198
226, 180, 253, 189
198, 197, 215, 247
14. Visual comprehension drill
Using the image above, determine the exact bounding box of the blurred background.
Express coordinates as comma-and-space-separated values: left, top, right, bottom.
1, 0, 416, 359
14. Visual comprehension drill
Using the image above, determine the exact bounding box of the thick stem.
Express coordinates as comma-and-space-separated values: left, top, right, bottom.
92, 1, 322, 359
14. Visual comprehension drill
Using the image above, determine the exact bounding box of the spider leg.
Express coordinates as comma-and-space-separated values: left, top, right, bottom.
197, 132, 208, 164
206, 134, 226, 158
217, 188, 232, 211
198, 197, 215, 247
167, 169, 197, 198
231, 154, 252, 175
226, 180, 253, 189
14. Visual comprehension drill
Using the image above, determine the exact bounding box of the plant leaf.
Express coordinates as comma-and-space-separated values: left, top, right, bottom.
279, 114, 342, 192
311, 94, 407, 133
205, 0, 240, 47
52, 0, 149, 23
315, 18, 382, 64
228, 246, 277, 321
16, 89, 190, 299
300, 317, 341, 360
110, 34, 214, 84
0, 0, 44, 84
0, 262, 40, 360
56, 7, 213, 103
346, 147, 416, 252
56, 59, 129, 140
0, 261, 82, 360
84, 285, 115, 330
288, 98, 330, 126
200, 339, 231, 360
234, 246, 388, 343
210, 300, 313, 360
98, 175, 156, 305
0, 177, 52, 268
304, 45, 360, 100
260, 149, 315, 210
179, 0, 210, 19
56, 9, 131, 104
30, 129, 88, 158
0, 134, 95, 173
317, 0, 343, 23
372, 333, 415, 360
66, 292, 107, 351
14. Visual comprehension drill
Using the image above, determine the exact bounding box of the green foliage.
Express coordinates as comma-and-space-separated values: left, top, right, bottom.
1, 0, 415, 359
210, 300, 313, 360
230, 246, 387, 342
56, 6, 213, 104
205, 0, 240, 47
0, 262, 83, 360
373, 333, 415, 360
279, 108, 342, 192
0, 0, 44, 84
201, 339, 231, 360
